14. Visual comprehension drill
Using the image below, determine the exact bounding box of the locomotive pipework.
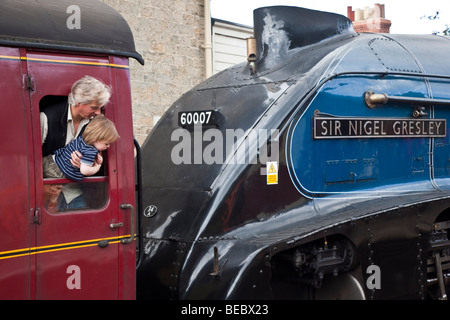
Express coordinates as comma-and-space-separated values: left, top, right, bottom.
137, 6, 450, 299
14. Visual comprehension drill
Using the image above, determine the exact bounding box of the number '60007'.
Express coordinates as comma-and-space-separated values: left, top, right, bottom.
179, 111, 214, 127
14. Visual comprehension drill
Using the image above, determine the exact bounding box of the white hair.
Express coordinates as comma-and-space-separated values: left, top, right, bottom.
68, 75, 111, 106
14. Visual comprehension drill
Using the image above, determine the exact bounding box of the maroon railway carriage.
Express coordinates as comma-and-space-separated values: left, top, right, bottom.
0, 0, 143, 299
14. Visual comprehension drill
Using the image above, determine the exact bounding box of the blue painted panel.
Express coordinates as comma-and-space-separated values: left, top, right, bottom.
286, 75, 438, 197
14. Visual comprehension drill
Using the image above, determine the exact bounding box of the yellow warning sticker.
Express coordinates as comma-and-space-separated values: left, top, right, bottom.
268, 163, 277, 174
266, 161, 278, 185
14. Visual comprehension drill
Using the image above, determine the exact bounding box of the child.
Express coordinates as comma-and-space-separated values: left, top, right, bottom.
43, 114, 119, 181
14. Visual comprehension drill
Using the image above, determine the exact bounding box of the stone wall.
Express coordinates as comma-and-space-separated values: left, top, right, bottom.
100, 0, 206, 144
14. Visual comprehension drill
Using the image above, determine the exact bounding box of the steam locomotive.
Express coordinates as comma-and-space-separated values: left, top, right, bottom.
137, 6, 450, 299
2, 0, 450, 300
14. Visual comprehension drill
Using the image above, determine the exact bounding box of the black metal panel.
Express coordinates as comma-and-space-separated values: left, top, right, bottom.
253, 6, 355, 70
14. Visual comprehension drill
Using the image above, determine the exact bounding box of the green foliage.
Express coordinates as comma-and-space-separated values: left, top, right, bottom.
421, 10, 450, 35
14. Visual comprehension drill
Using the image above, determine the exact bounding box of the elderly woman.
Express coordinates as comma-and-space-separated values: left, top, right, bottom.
40, 75, 111, 210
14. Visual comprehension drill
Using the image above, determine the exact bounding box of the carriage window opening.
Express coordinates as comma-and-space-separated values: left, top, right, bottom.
40, 95, 110, 214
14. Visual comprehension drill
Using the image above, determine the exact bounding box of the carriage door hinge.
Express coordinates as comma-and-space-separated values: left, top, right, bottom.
31, 208, 41, 225
24, 74, 35, 91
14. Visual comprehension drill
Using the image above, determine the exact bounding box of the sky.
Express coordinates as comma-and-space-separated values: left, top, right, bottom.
210, 0, 450, 34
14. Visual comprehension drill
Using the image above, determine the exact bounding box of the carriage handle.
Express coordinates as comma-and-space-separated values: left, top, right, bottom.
120, 204, 135, 244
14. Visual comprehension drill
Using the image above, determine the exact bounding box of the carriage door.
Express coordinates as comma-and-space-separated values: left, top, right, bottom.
0, 47, 34, 299
26, 51, 130, 299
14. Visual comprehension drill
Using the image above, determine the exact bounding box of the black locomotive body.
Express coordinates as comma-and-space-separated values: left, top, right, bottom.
137, 6, 450, 299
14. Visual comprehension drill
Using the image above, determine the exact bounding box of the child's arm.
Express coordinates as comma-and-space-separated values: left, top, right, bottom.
79, 153, 103, 176
80, 162, 101, 176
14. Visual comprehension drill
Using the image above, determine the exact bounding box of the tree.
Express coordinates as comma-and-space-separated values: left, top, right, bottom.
421, 10, 450, 35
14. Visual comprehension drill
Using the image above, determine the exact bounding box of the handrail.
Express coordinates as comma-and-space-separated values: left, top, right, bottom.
364, 90, 450, 109
120, 204, 135, 244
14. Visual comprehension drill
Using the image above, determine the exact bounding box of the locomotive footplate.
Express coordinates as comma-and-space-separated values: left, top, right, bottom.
427, 221, 450, 300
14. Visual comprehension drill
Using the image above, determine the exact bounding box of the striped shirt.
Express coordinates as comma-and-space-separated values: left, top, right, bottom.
54, 136, 99, 181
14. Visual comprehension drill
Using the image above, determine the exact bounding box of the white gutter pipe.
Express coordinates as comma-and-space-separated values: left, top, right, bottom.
204, 0, 213, 78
